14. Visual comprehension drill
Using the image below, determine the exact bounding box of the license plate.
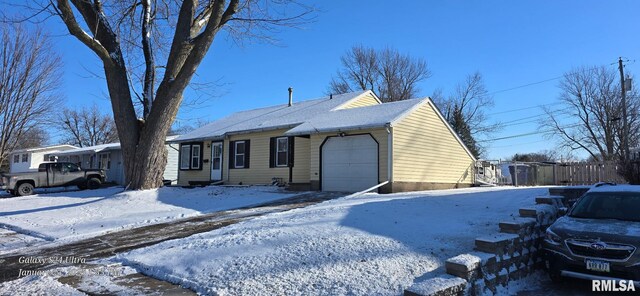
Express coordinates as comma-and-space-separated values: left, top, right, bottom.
586, 259, 610, 273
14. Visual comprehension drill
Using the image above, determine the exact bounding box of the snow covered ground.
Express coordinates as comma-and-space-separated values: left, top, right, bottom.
118, 186, 550, 295
0, 186, 296, 254
0, 275, 86, 296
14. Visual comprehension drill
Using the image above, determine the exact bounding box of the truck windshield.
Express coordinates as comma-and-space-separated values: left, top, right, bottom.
569, 192, 640, 222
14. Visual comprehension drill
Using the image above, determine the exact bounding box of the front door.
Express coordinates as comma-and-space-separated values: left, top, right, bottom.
211, 142, 223, 181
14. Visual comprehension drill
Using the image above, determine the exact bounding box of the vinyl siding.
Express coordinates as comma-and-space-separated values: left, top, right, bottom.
163, 144, 179, 183
227, 129, 311, 185
292, 137, 310, 183
335, 92, 380, 110
392, 101, 474, 184
310, 128, 388, 183
177, 143, 212, 186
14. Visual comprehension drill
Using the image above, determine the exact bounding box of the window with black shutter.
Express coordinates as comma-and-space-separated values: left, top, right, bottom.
179, 142, 203, 170
230, 140, 250, 169
270, 136, 294, 168
276, 137, 288, 167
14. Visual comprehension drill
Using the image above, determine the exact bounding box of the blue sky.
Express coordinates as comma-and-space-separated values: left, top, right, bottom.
9, 0, 640, 160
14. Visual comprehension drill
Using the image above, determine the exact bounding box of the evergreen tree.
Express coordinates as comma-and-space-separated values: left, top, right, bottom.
449, 104, 481, 158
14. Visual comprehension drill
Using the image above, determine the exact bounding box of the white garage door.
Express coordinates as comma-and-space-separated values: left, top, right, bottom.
321, 134, 378, 192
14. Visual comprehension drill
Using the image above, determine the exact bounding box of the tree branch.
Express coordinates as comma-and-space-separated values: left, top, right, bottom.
56, 0, 112, 64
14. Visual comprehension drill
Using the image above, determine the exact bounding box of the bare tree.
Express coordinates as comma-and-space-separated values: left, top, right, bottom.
14, 126, 49, 149
13, 0, 314, 189
511, 150, 558, 162
0, 24, 59, 170
169, 118, 211, 136
57, 105, 119, 147
544, 66, 639, 161
329, 45, 431, 102
433, 72, 499, 157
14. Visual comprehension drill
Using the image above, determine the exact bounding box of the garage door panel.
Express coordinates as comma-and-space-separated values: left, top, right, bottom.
321, 135, 378, 192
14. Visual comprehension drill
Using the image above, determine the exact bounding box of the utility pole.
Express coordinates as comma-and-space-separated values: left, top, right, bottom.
618, 57, 630, 160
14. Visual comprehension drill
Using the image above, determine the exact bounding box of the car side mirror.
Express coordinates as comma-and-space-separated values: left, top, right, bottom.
558, 207, 568, 216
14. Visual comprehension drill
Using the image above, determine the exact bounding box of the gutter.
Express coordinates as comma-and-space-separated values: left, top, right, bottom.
286, 123, 390, 137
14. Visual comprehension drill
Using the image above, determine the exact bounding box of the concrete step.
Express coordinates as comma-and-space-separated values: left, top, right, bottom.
499, 218, 537, 235
475, 233, 520, 255
404, 274, 467, 296
445, 252, 496, 280
535, 195, 565, 206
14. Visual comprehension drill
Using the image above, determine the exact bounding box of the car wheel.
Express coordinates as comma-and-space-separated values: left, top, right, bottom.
17, 183, 34, 196
87, 178, 101, 190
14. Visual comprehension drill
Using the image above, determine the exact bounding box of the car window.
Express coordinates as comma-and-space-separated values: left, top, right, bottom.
65, 163, 81, 172
50, 163, 63, 172
569, 192, 640, 222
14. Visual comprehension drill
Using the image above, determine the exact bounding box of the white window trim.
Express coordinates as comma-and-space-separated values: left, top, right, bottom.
192, 145, 201, 170
234, 141, 246, 168
180, 144, 203, 170
180, 145, 191, 170
21, 153, 29, 163
275, 137, 288, 167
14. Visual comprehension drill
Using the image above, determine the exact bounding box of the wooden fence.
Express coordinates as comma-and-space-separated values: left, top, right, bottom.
553, 161, 625, 186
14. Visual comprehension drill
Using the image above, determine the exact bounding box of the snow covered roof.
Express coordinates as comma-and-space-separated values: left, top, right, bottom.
10, 144, 78, 154
50, 143, 121, 156
171, 90, 375, 142
285, 98, 427, 135
48, 137, 190, 156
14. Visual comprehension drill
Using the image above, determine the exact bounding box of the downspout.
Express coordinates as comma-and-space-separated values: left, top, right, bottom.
224, 135, 230, 184
386, 124, 393, 192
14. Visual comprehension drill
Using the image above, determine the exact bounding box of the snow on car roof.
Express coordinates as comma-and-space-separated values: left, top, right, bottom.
587, 184, 640, 193
171, 91, 373, 142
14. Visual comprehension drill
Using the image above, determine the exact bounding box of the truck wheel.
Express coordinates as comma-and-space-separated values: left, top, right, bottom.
87, 178, 101, 190
17, 183, 34, 196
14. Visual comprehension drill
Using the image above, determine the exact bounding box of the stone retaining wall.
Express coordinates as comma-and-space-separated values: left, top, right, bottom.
548, 187, 589, 207
405, 189, 578, 296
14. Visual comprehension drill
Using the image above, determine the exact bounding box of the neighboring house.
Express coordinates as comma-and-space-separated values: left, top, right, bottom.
48, 138, 179, 185
8, 145, 78, 173
171, 90, 476, 193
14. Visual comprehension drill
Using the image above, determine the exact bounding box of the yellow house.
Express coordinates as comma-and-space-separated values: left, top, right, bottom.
171, 90, 476, 193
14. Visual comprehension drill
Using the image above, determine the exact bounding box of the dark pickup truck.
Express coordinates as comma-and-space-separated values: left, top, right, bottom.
1, 162, 106, 196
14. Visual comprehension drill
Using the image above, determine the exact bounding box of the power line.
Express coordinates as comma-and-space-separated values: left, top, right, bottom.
500, 107, 572, 124
486, 107, 572, 127
477, 123, 581, 143
486, 104, 554, 116
483, 65, 609, 116
489, 139, 549, 149
487, 76, 564, 96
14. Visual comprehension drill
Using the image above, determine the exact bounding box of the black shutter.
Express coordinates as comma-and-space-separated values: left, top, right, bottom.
228, 141, 235, 169
269, 137, 276, 168
288, 136, 295, 167
244, 140, 250, 168
198, 142, 204, 170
